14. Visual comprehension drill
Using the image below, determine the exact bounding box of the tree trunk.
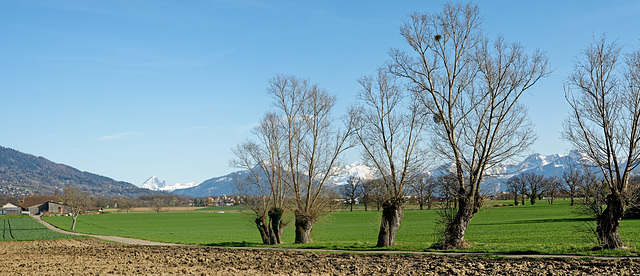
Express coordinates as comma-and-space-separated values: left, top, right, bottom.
530, 192, 536, 205
71, 214, 78, 230
427, 197, 432, 210
268, 208, 284, 245
521, 194, 525, 206
596, 194, 625, 249
364, 202, 368, 211
570, 196, 575, 206
350, 202, 353, 212
255, 217, 270, 245
376, 199, 404, 247
419, 200, 424, 210
514, 193, 519, 206
294, 212, 315, 244
440, 196, 480, 249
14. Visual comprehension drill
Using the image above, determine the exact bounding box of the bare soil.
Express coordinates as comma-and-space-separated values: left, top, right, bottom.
1, 238, 639, 275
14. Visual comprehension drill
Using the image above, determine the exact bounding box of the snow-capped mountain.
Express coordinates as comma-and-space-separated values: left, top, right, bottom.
429, 150, 593, 192
141, 176, 198, 192
167, 151, 593, 197
171, 170, 248, 197
141, 176, 165, 191
329, 161, 377, 186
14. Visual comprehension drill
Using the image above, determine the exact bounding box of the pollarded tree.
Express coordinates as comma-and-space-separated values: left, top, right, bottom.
389, 3, 551, 249
269, 75, 354, 244
231, 112, 288, 245
563, 36, 640, 249
350, 69, 428, 247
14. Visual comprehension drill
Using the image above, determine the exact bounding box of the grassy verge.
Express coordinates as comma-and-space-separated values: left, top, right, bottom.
43, 200, 640, 256
1, 216, 77, 241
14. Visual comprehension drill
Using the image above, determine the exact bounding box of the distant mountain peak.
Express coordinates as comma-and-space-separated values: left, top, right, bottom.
141, 176, 166, 191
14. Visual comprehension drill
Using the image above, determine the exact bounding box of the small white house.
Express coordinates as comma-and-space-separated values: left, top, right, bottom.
1, 203, 23, 215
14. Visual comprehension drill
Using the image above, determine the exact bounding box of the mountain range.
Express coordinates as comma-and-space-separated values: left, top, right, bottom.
145, 151, 591, 197
141, 176, 198, 192
0, 146, 161, 198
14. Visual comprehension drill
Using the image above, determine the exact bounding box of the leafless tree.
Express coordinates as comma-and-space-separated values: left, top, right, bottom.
408, 173, 438, 210
360, 178, 381, 211
517, 172, 545, 205
61, 185, 92, 230
116, 197, 135, 213
436, 172, 461, 209
563, 36, 640, 249
543, 176, 561, 204
152, 198, 165, 213
349, 69, 428, 247
231, 111, 288, 245
562, 164, 586, 206
388, 3, 551, 248
340, 176, 362, 212
269, 75, 353, 244
507, 174, 528, 206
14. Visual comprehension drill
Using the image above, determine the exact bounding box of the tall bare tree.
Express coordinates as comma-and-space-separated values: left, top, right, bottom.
269, 75, 354, 244
232, 111, 288, 245
62, 185, 92, 230
388, 3, 551, 249
563, 36, 640, 249
350, 69, 427, 247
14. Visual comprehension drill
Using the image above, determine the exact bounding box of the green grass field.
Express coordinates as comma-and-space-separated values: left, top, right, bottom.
42, 200, 640, 256
0, 216, 76, 241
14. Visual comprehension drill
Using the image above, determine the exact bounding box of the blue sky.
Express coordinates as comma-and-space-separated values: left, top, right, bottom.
1, 1, 639, 187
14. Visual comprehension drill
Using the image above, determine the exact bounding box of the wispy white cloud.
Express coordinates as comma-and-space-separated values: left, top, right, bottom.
97, 132, 142, 141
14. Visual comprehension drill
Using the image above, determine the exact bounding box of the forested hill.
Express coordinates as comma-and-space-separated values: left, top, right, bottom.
0, 146, 160, 198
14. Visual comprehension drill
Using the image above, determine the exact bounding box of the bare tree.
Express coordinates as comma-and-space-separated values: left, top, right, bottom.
231, 111, 288, 245
61, 185, 92, 230
518, 172, 545, 205
563, 36, 640, 249
152, 198, 165, 213
543, 176, 561, 204
562, 164, 585, 206
389, 3, 551, 248
360, 178, 381, 211
408, 173, 438, 210
507, 174, 529, 206
116, 197, 135, 213
340, 176, 362, 212
350, 69, 427, 247
269, 75, 353, 244
436, 172, 461, 209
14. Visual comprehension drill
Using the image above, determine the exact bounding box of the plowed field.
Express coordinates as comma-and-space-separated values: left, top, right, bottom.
1, 238, 639, 275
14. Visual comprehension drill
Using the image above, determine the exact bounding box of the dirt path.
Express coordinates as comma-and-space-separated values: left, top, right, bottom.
33, 215, 180, 246
33, 215, 639, 260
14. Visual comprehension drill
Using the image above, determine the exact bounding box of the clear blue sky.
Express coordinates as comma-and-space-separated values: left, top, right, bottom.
1, 0, 639, 187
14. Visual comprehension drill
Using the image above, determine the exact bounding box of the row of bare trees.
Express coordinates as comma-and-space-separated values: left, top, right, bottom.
232, 1, 640, 251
